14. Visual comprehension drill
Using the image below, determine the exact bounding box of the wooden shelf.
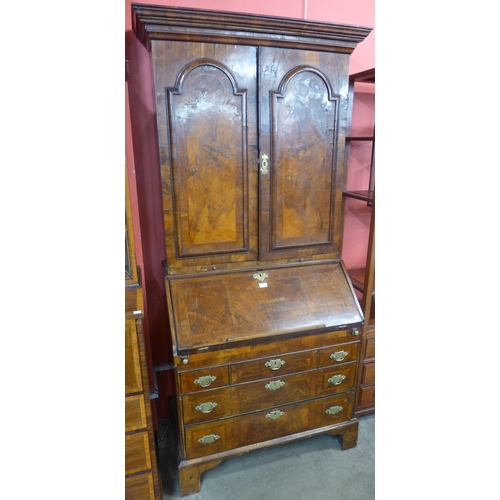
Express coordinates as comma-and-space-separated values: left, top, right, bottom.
343, 190, 374, 203
347, 267, 375, 296
346, 136, 374, 141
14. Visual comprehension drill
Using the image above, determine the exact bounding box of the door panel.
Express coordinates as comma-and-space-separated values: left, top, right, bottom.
259, 48, 350, 261
152, 42, 259, 269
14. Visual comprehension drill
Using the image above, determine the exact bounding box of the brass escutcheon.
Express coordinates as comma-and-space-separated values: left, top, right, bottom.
330, 350, 349, 362
325, 405, 343, 415
327, 374, 346, 385
253, 271, 268, 283
265, 358, 285, 370
265, 380, 285, 391
266, 410, 285, 420
194, 375, 217, 387
198, 434, 220, 445
260, 154, 269, 174
195, 402, 218, 413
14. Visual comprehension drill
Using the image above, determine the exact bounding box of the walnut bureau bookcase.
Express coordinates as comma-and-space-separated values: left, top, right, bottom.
132, 5, 371, 496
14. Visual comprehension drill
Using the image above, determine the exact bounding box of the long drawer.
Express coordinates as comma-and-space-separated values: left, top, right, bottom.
184, 392, 354, 459
182, 362, 357, 425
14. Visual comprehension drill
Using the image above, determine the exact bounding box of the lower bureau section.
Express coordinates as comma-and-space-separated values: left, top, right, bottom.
184, 392, 354, 460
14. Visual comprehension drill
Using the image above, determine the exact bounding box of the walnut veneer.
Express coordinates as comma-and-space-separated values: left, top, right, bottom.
132, 5, 371, 496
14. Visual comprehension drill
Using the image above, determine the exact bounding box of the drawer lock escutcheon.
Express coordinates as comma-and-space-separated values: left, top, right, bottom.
327, 374, 347, 385
253, 271, 268, 283
330, 350, 349, 362
325, 405, 343, 416
198, 434, 220, 445
266, 410, 285, 420
194, 375, 217, 387
195, 402, 218, 413
265, 358, 285, 370
265, 380, 285, 391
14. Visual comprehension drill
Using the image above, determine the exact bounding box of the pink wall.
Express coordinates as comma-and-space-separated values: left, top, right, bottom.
125, 0, 374, 419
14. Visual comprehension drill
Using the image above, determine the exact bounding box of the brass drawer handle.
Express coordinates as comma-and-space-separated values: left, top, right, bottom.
195, 402, 218, 413
327, 374, 346, 385
265, 380, 285, 391
325, 405, 343, 415
266, 410, 285, 420
265, 359, 285, 370
330, 350, 349, 362
198, 434, 220, 445
194, 375, 217, 387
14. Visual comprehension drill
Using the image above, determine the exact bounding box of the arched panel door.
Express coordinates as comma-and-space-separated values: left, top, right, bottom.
152, 43, 259, 271
259, 48, 350, 262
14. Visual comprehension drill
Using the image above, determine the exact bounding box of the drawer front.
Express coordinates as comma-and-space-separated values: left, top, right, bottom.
359, 384, 375, 407
184, 393, 353, 460
125, 431, 152, 475
179, 366, 229, 394
230, 350, 317, 384
125, 472, 155, 500
182, 387, 233, 425
317, 362, 357, 396
318, 341, 359, 367
362, 361, 375, 384
125, 394, 147, 433
365, 336, 375, 359
182, 371, 316, 425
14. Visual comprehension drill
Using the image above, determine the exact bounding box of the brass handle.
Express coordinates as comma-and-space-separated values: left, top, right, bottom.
260, 154, 269, 174
198, 434, 220, 445
330, 350, 349, 362
325, 405, 343, 415
194, 375, 217, 387
327, 374, 346, 385
195, 402, 218, 413
265, 358, 285, 370
265, 380, 285, 391
266, 410, 285, 420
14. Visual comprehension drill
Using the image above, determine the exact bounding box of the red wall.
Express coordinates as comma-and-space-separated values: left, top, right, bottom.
125, 0, 374, 419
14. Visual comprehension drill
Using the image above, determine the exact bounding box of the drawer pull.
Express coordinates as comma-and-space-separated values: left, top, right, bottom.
266, 410, 285, 420
327, 374, 346, 385
265, 380, 285, 391
330, 350, 349, 362
194, 375, 217, 387
325, 405, 343, 416
265, 358, 285, 370
195, 402, 218, 413
198, 434, 220, 445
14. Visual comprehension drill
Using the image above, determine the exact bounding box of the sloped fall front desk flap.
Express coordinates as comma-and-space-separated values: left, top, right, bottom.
168, 261, 364, 353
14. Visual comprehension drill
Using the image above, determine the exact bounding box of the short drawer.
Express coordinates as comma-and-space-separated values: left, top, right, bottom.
184, 393, 354, 460
317, 362, 357, 396
182, 387, 232, 425
365, 336, 375, 359
179, 366, 229, 394
361, 361, 375, 384
125, 472, 155, 500
318, 341, 359, 367
358, 384, 375, 407
125, 394, 147, 433
230, 350, 317, 384
125, 431, 151, 476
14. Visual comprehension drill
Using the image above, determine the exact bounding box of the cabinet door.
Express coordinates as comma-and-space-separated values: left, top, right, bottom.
152, 41, 259, 270
259, 48, 350, 261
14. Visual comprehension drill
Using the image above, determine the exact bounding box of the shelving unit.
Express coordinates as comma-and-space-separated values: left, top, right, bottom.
342, 68, 375, 416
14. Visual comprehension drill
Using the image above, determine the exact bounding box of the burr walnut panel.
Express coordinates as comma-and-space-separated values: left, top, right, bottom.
168, 262, 363, 352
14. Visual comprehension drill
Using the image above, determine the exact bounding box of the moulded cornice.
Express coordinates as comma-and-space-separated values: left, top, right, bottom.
132, 4, 372, 54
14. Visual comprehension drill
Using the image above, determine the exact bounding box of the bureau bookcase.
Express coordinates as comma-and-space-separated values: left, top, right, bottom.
132, 5, 371, 495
